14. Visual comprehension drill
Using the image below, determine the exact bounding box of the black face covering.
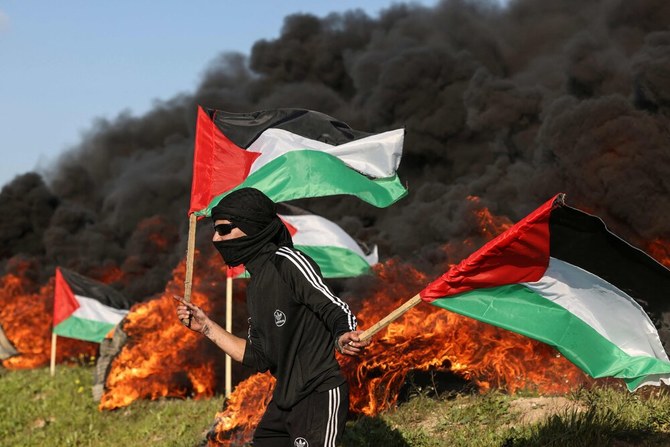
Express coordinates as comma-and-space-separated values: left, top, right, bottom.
211, 188, 292, 266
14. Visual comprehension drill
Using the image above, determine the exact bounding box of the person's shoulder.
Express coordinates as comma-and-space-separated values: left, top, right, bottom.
272, 246, 319, 278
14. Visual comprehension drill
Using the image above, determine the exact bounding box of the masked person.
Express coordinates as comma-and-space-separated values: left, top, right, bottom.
175, 187, 369, 447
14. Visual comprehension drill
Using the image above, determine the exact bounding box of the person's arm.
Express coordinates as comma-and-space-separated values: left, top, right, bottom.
275, 248, 370, 355
174, 296, 246, 362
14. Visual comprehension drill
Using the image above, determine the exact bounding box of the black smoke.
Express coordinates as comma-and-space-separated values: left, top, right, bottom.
1, 0, 669, 306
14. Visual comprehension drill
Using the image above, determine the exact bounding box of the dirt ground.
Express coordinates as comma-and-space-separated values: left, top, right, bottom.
507, 396, 585, 425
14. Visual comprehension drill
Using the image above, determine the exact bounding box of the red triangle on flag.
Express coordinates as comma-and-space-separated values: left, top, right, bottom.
189, 106, 261, 216
279, 217, 298, 237
53, 267, 80, 327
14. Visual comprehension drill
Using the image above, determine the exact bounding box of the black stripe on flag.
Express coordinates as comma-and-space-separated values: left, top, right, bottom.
205, 107, 370, 149
549, 205, 670, 348
276, 203, 311, 217
59, 268, 136, 310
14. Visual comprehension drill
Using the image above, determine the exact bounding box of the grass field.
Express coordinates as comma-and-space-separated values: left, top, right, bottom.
2, 365, 669, 446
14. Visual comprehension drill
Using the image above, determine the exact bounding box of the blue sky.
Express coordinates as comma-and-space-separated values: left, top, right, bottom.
0, 1, 438, 188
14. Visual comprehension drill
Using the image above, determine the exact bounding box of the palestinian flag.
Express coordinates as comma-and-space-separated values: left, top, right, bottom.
189, 106, 406, 216
421, 194, 670, 390
280, 204, 378, 278
229, 204, 378, 279
53, 268, 134, 343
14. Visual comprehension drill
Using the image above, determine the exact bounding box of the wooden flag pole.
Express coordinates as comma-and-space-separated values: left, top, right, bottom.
225, 275, 233, 398
50, 332, 57, 376
184, 213, 198, 303
359, 294, 423, 342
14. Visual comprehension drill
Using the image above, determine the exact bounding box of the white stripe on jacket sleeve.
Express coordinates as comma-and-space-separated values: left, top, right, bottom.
277, 247, 357, 331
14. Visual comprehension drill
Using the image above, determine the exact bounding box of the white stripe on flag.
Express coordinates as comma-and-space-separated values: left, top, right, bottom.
523, 258, 670, 362
72, 295, 128, 325
279, 213, 378, 266
276, 247, 357, 331
248, 128, 403, 178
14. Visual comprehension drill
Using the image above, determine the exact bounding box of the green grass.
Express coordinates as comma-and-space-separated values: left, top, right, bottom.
0, 366, 221, 447
2, 365, 669, 446
344, 387, 670, 447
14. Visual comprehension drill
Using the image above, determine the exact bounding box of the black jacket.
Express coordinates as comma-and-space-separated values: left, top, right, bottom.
241, 243, 357, 409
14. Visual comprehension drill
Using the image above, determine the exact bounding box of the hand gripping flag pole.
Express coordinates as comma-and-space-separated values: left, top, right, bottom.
182, 214, 234, 398
183, 215, 235, 398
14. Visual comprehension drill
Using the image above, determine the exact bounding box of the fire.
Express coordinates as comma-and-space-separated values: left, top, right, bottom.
646, 238, 670, 268
341, 260, 588, 417
204, 255, 588, 443
0, 258, 97, 369
466, 195, 513, 239
207, 373, 275, 446
0, 216, 180, 371
8, 199, 665, 445
204, 200, 589, 443
99, 251, 244, 410
86, 264, 125, 285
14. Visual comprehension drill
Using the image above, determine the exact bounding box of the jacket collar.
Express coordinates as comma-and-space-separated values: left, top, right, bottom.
244, 242, 277, 275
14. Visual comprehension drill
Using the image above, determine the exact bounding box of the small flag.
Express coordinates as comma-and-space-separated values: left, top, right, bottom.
53, 268, 135, 343
189, 106, 406, 216
421, 194, 670, 390
279, 204, 378, 278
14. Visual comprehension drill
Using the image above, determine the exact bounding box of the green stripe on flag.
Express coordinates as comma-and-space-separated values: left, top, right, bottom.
231, 245, 372, 279
54, 316, 116, 343
195, 150, 407, 217
298, 245, 373, 278
431, 284, 670, 390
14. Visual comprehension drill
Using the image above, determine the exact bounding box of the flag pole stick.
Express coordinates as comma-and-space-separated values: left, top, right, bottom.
225, 275, 233, 398
359, 294, 422, 342
50, 332, 57, 376
184, 213, 197, 303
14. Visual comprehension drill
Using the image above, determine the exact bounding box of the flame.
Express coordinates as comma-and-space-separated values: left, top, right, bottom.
336, 261, 587, 417
203, 199, 589, 443
207, 373, 275, 446
466, 195, 514, 239
205, 255, 588, 443
646, 238, 670, 268
99, 251, 239, 410
10, 199, 663, 445
0, 258, 97, 369
84, 264, 125, 285
341, 261, 588, 417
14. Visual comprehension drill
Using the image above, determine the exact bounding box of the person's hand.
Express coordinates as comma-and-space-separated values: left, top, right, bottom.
335, 330, 370, 356
173, 295, 209, 333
